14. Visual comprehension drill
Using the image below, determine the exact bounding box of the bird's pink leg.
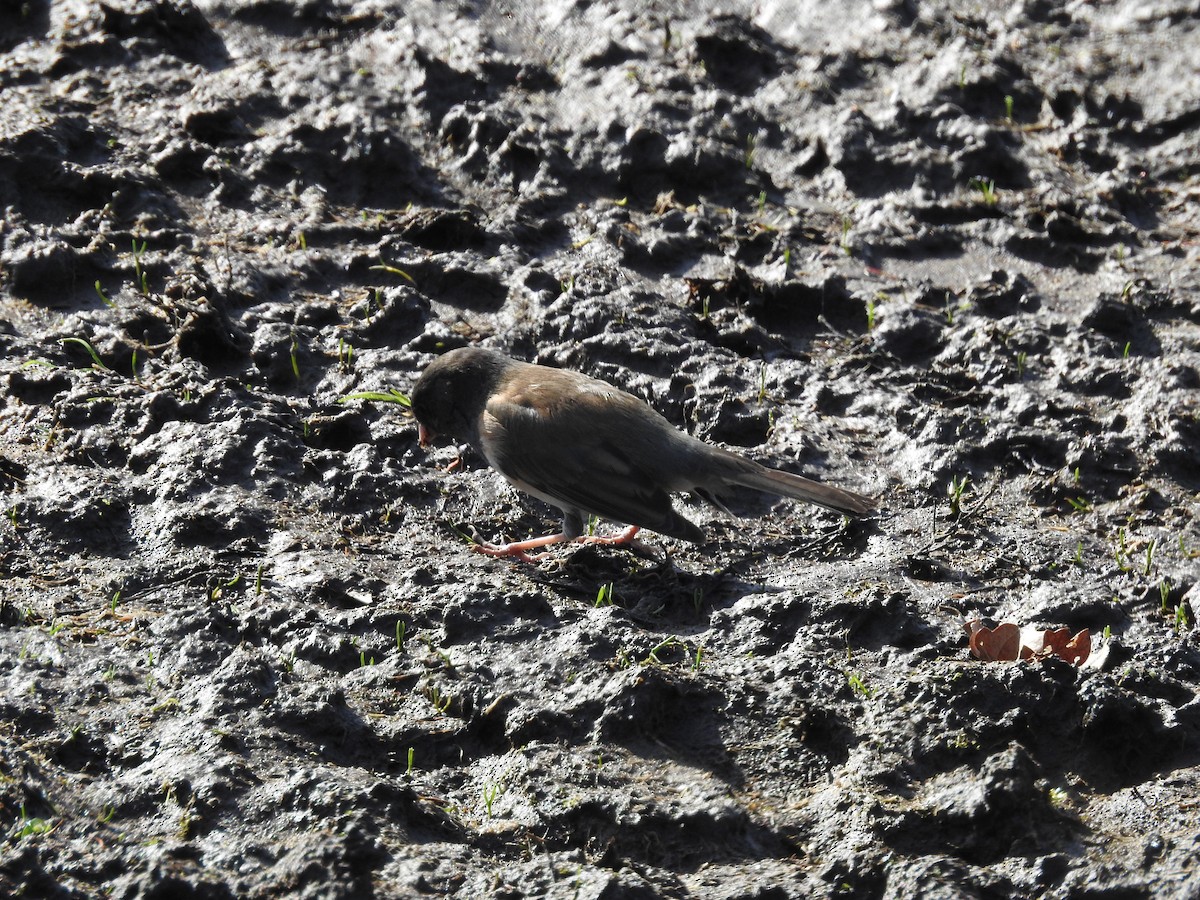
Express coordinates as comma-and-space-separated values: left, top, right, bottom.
471, 526, 643, 563
470, 532, 572, 563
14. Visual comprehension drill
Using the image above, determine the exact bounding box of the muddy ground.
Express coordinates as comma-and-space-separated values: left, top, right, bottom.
2, 0, 1199, 897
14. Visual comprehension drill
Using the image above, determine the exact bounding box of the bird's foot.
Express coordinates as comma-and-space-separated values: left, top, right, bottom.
578, 526, 664, 560
577, 526, 641, 547
469, 531, 571, 564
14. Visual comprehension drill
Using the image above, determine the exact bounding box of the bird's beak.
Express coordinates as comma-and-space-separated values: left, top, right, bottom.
418, 423, 434, 448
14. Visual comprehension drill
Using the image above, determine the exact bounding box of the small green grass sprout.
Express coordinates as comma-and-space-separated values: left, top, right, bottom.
60, 337, 111, 371
948, 474, 971, 516
846, 671, 873, 699
338, 388, 411, 407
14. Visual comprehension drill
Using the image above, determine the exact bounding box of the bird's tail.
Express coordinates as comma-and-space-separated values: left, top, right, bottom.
733, 464, 876, 518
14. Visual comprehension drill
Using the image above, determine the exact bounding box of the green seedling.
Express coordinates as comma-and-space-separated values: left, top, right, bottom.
289, 333, 300, 380
338, 337, 354, 371
94, 280, 115, 308
425, 639, 456, 671
1143, 538, 1156, 576
847, 671, 873, 699
744, 134, 756, 169
131, 239, 149, 294
948, 474, 971, 516
1114, 527, 1131, 572
1016, 351, 1027, 378
970, 177, 998, 205
1123, 341, 1132, 359
425, 684, 452, 714
595, 582, 614, 608
1175, 603, 1190, 633
395, 620, 408, 652
644, 637, 679, 666
1066, 496, 1091, 513
482, 781, 504, 818
209, 572, 241, 602
13, 804, 54, 839
1004, 94, 1014, 121
150, 697, 179, 716
60, 337, 111, 371
406, 747, 415, 775
866, 295, 877, 331
1160, 578, 1171, 613
369, 260, 415, 283
338, 388, 411, 407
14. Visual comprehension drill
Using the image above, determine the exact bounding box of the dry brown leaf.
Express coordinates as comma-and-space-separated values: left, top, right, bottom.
967, 621, 1021, 661
1040, 627, 1091, 666
962, 617, 1091, 666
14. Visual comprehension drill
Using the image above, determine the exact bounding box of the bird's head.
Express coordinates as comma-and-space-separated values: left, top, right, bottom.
410, 346, 511, 448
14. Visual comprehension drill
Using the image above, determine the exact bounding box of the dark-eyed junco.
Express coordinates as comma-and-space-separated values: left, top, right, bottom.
410, 347, 875, 561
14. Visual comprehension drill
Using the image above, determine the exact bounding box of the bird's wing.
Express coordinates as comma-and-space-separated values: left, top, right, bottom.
479, 387, 702, 541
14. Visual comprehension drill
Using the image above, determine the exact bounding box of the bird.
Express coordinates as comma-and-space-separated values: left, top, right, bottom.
409, 347, 875, 561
